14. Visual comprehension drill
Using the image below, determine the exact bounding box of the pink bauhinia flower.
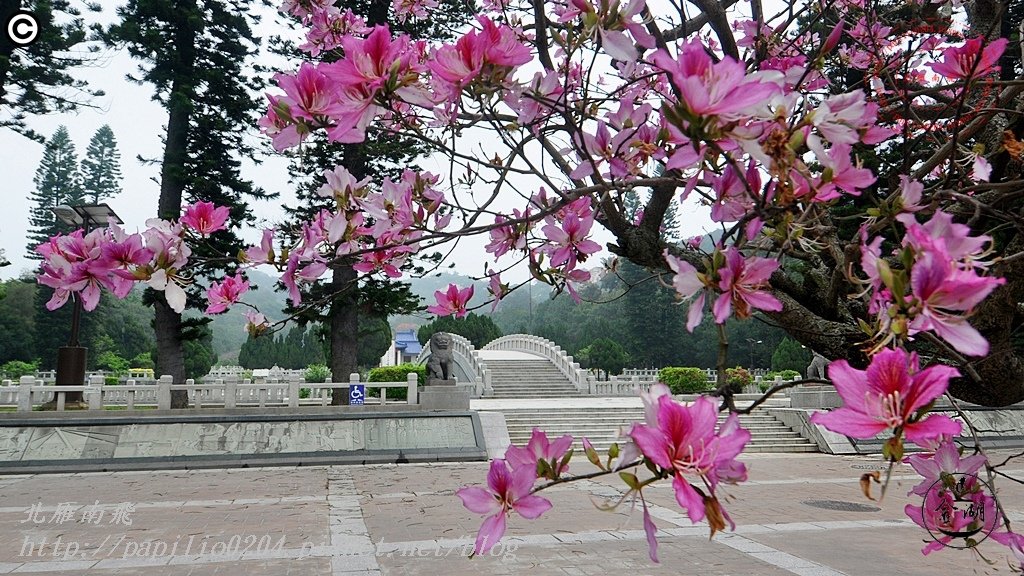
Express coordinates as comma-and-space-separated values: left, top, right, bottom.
180, 202, 231, 237
258, 94, 306, 152
275, 62, 343, 121
391, 0, 438, 23
905, 475, 999, 553
652, 39, 780, 122
243, 310, 269, 336
907, 244, 1003, 356
709, 162, 760, 223
664, 250, 710, 332
629, 395, 750, 527
928, 37, 1009, 80
427, 283, 474, 318
427, 16, 531, 98
485, 210, 530, 258
714, 247, 782, 323
456, 459, 552, 555
486, 269, 506, 312
505, 428, 574, 479
810, 348, 962, 445
243, 228, 276, 265
541, 210, 601, 270
905, 439, 987, 497
205, 273, 250, 315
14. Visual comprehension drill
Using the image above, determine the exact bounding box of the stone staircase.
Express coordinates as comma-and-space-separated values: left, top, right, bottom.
485, 359, 580, 398
500, 402, 817, 454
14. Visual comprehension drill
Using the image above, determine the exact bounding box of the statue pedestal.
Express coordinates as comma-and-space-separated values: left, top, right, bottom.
420, 380, 470, 410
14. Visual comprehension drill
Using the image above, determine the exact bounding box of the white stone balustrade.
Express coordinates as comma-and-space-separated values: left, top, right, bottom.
0, 372, 420, 411
483, 334, 590, 393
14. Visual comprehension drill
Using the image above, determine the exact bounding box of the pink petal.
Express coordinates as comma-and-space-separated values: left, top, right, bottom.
512, 494, 552, 519
474, 512, 506, 555
642, 499, 659, 563
906, 364, 959, 412
672, 475, 705, 523
826, 360, 871, 412
685, 291, 705, 332
712, 293, 732, 324
630, 425, 672, 470
810, 408, 889, 439
457, 486, 501, 515
904, 415, 962, 445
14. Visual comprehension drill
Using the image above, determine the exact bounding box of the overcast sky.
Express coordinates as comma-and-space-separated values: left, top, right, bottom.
0, 3, 716, 288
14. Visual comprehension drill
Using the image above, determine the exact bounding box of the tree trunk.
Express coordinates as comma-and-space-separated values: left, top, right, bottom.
154, 298, 188, 408
328, 142, 368, 405
154, 1, 197, 408
329, 261, 358, 405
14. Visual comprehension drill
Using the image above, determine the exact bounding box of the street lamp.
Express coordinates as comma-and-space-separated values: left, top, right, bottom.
50, 204, 123, 405
746, 338, 763, 371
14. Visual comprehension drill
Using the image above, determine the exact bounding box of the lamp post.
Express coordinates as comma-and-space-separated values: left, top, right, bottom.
50, 204, 123, 405
746, 338, 762, 371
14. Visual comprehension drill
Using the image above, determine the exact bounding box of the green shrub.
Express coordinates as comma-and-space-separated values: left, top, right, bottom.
304, 363, 330, 383
299, 388, 311, 399
1, 360, 38, 380
367, 363, 426, 401
104, 375, 121, 386
96, 351, 130, 375
658, 367, 711, 394
130, 352, 155, 370
725, 367, 753, 394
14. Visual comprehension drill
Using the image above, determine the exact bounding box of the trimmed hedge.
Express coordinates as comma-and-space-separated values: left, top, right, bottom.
367, 363, 426, 401
658, 367, 712, 394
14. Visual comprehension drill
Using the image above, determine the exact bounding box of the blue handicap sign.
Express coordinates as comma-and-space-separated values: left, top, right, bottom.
349, 384, 365, 405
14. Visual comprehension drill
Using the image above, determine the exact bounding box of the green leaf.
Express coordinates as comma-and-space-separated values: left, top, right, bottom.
619, 472, 640, 490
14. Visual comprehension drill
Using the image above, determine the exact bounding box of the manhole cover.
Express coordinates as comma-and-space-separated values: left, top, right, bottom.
802, 500, 881, 512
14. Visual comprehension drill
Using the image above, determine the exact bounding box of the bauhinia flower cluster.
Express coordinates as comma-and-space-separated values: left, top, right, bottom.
33, 0, 1022, 566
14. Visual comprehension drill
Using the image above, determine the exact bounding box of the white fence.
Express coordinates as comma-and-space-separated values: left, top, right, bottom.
484, 334, 590, 393
0, 372, 419, 412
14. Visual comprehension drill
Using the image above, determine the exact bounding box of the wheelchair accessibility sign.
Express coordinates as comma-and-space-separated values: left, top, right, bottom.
349, 384, 365, 405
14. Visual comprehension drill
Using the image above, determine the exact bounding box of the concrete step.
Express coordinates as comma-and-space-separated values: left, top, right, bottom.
524, 438, 818, 455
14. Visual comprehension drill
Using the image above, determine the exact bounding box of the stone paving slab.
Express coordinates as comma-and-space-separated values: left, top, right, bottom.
0, 452, 1021, 575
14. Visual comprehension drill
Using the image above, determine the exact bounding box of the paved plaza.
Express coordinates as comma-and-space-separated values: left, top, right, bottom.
0, 452, 1021, 575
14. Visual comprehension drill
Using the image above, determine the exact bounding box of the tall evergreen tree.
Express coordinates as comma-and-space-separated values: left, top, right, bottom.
25, 125, 84, 259
275, 0, 472, 404
106, 0, 270, 407
80, 124, 122, 203
0, 0, 103, 140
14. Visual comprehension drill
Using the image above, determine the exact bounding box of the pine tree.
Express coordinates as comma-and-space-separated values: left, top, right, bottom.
106, 0, 270, 407
274, 0, 473, 404
81, 125, 122, 203
25, 125, 84, 259
0, 1, 103, 140
771, 337, 813, 373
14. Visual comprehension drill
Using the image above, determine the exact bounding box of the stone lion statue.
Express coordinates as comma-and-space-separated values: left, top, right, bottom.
426, 332, 454, 382
807, 352, 829, 380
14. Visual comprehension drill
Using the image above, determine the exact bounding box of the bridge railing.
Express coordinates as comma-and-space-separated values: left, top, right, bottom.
483, 334, 589, 393
416, 333, 490, 396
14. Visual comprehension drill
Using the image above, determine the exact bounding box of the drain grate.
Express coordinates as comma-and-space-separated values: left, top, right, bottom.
802, 499, 881, 512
